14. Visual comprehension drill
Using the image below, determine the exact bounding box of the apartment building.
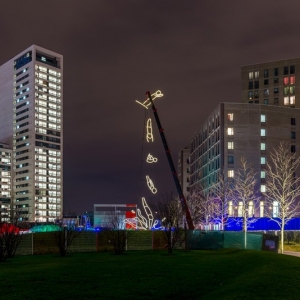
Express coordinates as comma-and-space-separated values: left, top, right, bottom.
0, 143, 12, 222
189, 102, 300, 217
242, 58, 300, 107
0, 45, 63, 222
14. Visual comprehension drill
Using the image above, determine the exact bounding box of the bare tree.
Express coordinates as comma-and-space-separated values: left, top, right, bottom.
212, 173, 233, 230
103, 212, 132, 255
232, 157, 259, 249
152, 193, 184, 254
187, 185, 220, 229
186, 186, 206, 227
265, 142, 300, 254
53, 224, 80, 257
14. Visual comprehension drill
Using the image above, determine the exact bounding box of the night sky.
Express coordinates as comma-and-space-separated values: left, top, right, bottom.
1, 1, 300, 214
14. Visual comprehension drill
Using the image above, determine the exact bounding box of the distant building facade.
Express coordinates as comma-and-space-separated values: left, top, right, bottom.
178, 146, 190, 196
0, 45, 63, 222
185, 58, 300, 218
0, 143, 12, 222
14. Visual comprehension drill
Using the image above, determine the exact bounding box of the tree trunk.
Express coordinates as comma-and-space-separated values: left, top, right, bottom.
281, 219, 285, 254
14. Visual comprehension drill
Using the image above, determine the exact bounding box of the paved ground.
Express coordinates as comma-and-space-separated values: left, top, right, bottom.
282, 251, 300, 257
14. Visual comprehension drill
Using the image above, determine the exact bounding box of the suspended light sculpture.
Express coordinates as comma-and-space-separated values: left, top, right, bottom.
124, 197, 163, 230
135, 90, 163, 109
146, 118, 154, 142
146, 175, 157, 194
146, 153, 158, 163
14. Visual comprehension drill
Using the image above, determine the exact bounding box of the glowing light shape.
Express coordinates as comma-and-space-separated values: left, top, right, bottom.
124, 197, 164, 230
146, 175, 157, 194
146, 118, 154, 142
146, 153, 158, 163
135, 90, 164, 109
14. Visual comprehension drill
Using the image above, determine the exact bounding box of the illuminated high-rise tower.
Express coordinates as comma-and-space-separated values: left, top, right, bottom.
0, 45, 63, 222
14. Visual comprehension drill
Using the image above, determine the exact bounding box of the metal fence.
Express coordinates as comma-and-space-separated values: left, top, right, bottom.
15, 230, 276, 256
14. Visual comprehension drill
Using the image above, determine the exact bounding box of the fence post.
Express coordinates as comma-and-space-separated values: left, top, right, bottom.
32, 232, 33, 255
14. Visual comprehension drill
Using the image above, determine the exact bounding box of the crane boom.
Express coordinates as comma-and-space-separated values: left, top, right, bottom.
145, 91, 195, 230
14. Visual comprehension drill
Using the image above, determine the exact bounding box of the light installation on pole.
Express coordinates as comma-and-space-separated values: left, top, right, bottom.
145, 91, 195, 230
125, 90, 164, 230
135, 90, 163, 109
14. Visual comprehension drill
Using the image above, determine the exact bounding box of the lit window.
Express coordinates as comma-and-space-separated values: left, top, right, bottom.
227, 128, 234, 135
248, 91, 253, 99
261, 171, 266, 178
261, 185, 266, 193
261, 143, 266, 151
41, 57, 46, 62
261, 157, 266, 164
254, 71, 259, 79
284, 97, 289, 105
260, 129, 266, 136
290, 86, 295, 95
290, 96, 295, 105
260, 115, 266, 122
249, 72, 254, 80
228, 141, 234, 149
284, 87, 289, 95
264, 89, 269, 96
273, 201, 279, 218
260, 201, 264, 217
283, 77, 289, 85
228, 170, 234, 178
238, 202, 243, 217
248, 201, 254, 217
227, 113, 234, 121
290, 76, 295, 84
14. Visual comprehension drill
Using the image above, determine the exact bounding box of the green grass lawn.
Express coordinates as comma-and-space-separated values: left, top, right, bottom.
1, 249, 300, 300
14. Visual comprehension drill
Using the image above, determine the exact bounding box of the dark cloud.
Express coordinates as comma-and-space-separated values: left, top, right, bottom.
2, 0, 300, 212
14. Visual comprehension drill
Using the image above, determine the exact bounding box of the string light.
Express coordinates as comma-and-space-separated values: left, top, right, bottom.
135, 90, 163, 109
146, 175, 157, 194
146, 118, 154, 142
146, 153, 158, 163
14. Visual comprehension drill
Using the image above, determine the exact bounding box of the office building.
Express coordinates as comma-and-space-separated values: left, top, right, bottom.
0, 45, 63, 222
186, 58, 300, 218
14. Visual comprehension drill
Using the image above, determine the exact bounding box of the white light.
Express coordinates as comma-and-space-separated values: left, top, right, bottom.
146, 153, 158, 163
135, 90, 164, 109
146, 118, 154, 142
146, 175, 157, 194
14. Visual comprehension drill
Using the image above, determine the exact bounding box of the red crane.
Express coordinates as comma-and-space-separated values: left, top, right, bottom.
145, 91, 194, 230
